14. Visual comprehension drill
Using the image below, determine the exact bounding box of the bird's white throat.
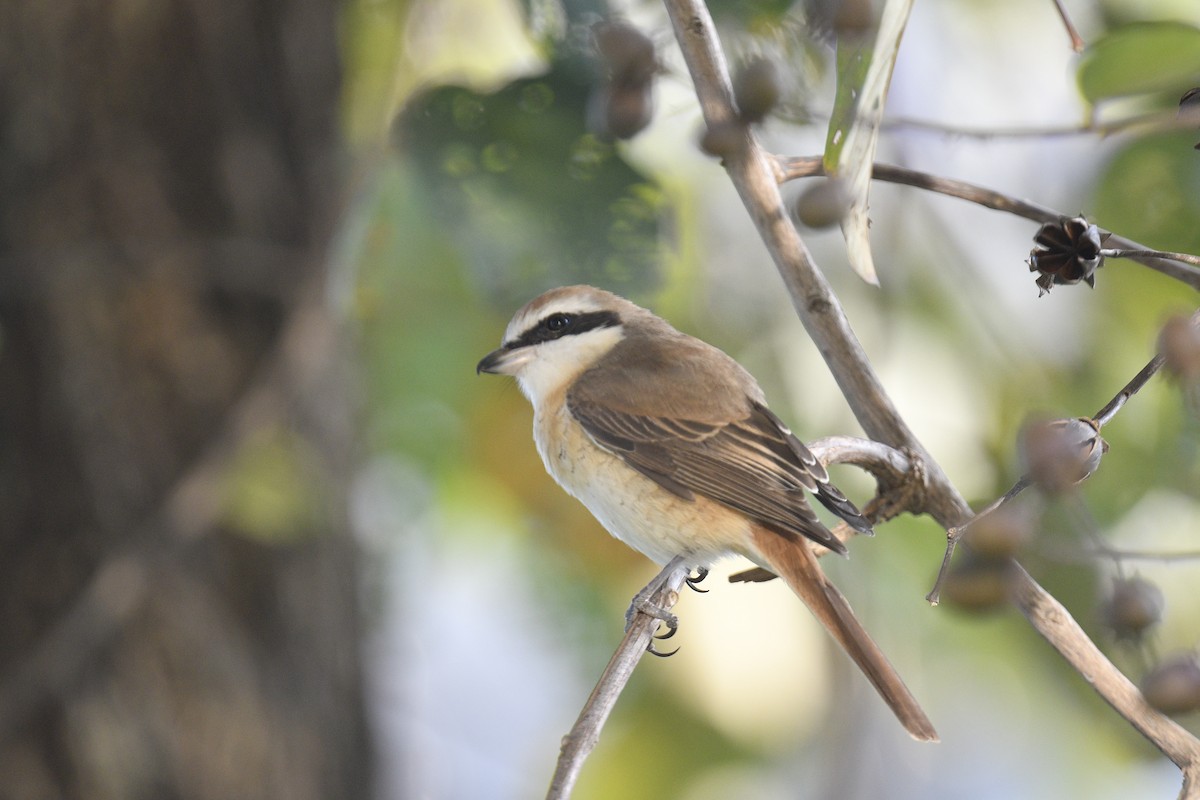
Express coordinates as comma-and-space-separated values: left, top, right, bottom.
515, 325, 625, 409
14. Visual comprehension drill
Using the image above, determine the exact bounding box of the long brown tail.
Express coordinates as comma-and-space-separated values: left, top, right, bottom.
750, 525, 939, 742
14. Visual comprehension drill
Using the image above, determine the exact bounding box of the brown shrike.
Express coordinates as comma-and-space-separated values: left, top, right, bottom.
477, 285, 937, 741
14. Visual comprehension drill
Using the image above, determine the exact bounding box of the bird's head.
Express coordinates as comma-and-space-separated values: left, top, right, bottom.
477, 285, 635, 405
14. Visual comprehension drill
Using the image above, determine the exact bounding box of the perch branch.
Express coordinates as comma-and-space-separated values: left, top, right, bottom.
545, 559, 690, 800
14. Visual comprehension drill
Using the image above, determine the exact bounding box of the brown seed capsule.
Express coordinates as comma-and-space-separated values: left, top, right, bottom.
966, 506, 1033, 560
1101, 576, 1164, 640
1158, 315, 1200, 380
1141, 653, 1200, 715
593, 20, 657, 86
733, 57, 783, 124
942, 555, 1013, 613
1019, 417, 1107, 494
794, 178, 852, 230
834, 0, 877, 37
698, 120, 746, 159
588, 82, 654, 141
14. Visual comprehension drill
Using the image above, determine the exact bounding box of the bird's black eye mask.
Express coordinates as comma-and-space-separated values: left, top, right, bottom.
506, 310, 621, 349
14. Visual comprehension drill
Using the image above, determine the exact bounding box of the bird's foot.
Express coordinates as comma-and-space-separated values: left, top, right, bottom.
685, 566, 710, 593
624, 556, 691, 656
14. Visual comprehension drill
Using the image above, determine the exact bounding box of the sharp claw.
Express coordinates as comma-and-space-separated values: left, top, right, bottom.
654, 622, 678, 641
647, 641, 680, 658
685, 566, 710, 593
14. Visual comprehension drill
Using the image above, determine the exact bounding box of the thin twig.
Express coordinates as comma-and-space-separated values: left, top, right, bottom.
806, 434, 913, 485
775, 155, 1200, 290
880, 109, 1193, 140
1040, 545, 1200, 565
1050, 0, 1085, 52
1094, 353, 1169, 427
545, 559, 690, 800
1104, 249, 1200, 269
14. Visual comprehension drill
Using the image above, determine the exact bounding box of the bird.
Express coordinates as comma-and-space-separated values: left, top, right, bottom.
476, 285, 937, 741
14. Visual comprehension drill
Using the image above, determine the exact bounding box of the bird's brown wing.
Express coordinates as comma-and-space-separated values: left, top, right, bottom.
567, 338, 870, 553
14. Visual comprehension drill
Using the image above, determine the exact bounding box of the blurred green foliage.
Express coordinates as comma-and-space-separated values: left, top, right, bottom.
397, 71, 667, 307
1094, 131, 1200, 255
222, 427, 325, 542
1077, 22, 1200, 103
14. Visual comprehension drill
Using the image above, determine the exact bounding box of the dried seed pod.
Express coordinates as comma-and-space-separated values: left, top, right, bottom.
1141, 653, 1200, 715
593, 20, 656, 86
1158, 315, 1200, 381
941, 555, 1013, 613
1027, 216, 1109, 295
965, 505, 1033, 560
733, 57, 783, 124
1019, 417, 1107, 494
587, 20, 657, 141
833, 0, 876, 37
588, 82, 654, 141
698, 120, 746, 159
794, 178, 852, 229
1101, 576, 1164, 640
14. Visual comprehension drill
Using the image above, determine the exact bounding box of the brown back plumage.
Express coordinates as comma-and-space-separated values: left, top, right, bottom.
567, 317, 870, 554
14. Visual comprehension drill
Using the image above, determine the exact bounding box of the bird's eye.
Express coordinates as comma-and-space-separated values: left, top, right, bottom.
545, 313, 570, 332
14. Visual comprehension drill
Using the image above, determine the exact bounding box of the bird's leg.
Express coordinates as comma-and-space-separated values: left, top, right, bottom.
625, 556, 690, 657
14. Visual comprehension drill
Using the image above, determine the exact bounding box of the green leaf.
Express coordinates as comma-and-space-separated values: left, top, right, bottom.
823, 39, 872, 172
825, 0, 916, 285
1078, 22, 1200, 103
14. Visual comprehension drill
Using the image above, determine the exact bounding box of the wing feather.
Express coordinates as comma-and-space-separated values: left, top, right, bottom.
569, 397, 868, 553
566, 333, 872, 553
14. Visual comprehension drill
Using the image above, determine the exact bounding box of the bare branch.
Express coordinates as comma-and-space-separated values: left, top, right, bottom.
808, 434, 912, 485
1104, 248, 1200, 269
880, 108, 1195, 139
545, 560, 690, 800
1010, 571, 1200, 774
1050, 0, 1085, 52
1094, 354, 1169, 427
776, 155, 1200, 290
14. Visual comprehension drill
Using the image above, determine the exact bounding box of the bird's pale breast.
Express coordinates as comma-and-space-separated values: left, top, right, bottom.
533, 391, 753, 567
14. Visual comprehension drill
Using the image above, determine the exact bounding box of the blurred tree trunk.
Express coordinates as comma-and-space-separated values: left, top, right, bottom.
0, 2, 370, 799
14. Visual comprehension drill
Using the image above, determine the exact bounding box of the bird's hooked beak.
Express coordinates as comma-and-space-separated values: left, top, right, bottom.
476, 345, 531, 376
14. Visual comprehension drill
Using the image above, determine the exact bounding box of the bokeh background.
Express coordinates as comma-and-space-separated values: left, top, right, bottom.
2, 0, 1199, 799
